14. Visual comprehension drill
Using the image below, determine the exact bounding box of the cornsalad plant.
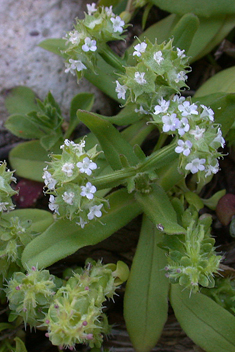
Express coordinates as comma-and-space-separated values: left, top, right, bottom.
2, 0, 235, 351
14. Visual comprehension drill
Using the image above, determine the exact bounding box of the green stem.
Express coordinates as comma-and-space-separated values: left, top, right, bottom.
153, 133, 168, 152
93, 142, 178, 190
99, 44, 126, 73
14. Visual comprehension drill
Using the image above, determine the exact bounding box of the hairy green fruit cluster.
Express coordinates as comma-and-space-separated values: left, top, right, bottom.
162, 212, 222, 293
0, 216, 34, 280
6, 267, 60, 327
44, 259, 129, 350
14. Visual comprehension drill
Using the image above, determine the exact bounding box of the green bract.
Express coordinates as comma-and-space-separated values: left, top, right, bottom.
6, 267, 59, 327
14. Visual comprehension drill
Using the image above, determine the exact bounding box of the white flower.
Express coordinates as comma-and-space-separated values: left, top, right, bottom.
87, 3, 97, 15
154, 98, 170, 115
80, 182, 97, 200
65, 59, 87, 75
76, 217, 88, 228
178, 101, 199, 116
61, 162, 75, 177
189, 126, 205, 140
42, 169, 57, 190
211, 128, 225, 148
185, 158, 206, 174
134, 72, 146, 85
115, 81, 127, 100
177, 117, 190, 136
60, 139, 86, 156
110, 16, 125, 33
172, 95, 186, 104
105, 6, 114, 16
82, 37, 97, 52
153, 51, 164, 64
67, 30, 81, 45
77, 157, 97, 175
0, 202, 11, 212
135, 105, 149, 114
205, 161, 219, 177
175, 140, 192, 156
87, 204, 103, 220
176, 48, 186, 58
174, 71, 188, 83
162, 113, 180, 133
133, 42, 147, 57
62, 191, 75, 205
48, 195, 60, 214
200, 105, 214, 122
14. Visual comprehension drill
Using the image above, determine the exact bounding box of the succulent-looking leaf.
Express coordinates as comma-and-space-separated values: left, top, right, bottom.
135, 184, 186, 234
150, 0, 235, 17
170, 284, 235, 352
22, 189, 142, 269
124, 215, 169, 352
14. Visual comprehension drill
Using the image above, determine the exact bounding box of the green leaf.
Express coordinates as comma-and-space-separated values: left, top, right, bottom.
171, 13, 199, 53
188, 15, 235, 62
202, 189, 226, 210
5, 114, 45, 139
14, 337, 28, 352
78, 110, 139, 170
195, 67, 235, 97
84, 54, 120, 101
0, 323, 14, 332
2, 209, 54, 233
65, 93, 95, 139
99, 103, 146, 126
150, 0, 235, 17
38, 38, 66, 56
9, 141, 51, 181
4, 86, 38, 115
170, 284, 235, 352
135, 184, 186, 234
21, 188, 142, 269
193, 93, 235, 136
124, 215, 169, 352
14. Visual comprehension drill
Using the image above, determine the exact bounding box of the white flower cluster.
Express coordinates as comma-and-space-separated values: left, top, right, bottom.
0, 162, 17, 214
151, 96, 225, 178
115, 39, 189, 104
42, 139, 106, 228
63, 4, 125, 79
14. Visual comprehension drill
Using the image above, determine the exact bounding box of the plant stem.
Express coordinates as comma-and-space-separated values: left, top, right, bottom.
99, 44, 126, 73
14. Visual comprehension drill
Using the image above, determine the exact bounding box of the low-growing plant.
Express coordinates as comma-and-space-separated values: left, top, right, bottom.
2, 1, 235, 351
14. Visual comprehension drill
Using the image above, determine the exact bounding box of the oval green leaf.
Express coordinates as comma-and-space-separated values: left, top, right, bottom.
170, 284, 235, 352
124, 215, 169, 352
21, 188, 142, 269
195, 66, 235, 97
135, 184, 186, 234
150, 0, 235, 17
4, 86, 38, 115
2, 209, 54, 233
78, 110, 139, 170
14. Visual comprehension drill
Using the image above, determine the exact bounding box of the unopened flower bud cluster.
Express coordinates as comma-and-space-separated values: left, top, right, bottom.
0, 216, 34, 279
150, 95, 225, 178
44, 259, 120, 349
164, 215, 221, 293
64, 3, 126, 80
115, 39, 189, 106
0, 161, 17, 213
43, 139, 106, 228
